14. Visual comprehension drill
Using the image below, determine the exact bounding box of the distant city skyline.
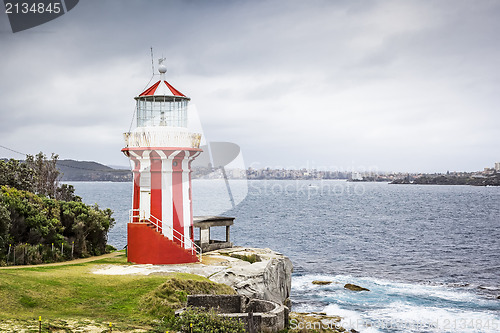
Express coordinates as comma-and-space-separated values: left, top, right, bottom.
1, 1, 500, 173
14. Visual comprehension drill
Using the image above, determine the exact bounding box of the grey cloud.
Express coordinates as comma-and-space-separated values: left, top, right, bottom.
1, 0, 499, 171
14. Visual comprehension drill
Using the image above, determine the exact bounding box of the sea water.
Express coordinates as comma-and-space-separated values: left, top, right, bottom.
70, 180, 500, 333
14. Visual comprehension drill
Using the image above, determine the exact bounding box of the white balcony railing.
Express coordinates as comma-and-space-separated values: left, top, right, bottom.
124, 126, 201, 149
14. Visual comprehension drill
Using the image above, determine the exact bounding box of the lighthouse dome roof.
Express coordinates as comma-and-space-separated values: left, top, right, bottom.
136, 80, 189, 100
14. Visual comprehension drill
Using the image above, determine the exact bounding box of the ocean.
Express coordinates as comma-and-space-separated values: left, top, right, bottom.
70, 179, 500, 333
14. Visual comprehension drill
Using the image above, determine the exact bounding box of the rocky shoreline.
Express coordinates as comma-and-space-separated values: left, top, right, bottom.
390, 173, 500, 186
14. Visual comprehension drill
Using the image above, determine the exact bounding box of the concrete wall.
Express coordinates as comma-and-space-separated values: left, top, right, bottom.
185, 295, 289, 333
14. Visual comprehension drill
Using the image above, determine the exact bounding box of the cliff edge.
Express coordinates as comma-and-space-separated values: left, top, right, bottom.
207, 247, 293, 306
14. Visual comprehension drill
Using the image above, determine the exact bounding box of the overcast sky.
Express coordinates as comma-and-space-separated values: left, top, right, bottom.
1, 0, 499, 173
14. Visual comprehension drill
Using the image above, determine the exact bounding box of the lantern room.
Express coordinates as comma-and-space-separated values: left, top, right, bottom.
124, 60, 201, 150
135, 61, 190, 128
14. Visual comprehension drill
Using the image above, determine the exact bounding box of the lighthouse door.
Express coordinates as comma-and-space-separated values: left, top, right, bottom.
140, 191, 151, 221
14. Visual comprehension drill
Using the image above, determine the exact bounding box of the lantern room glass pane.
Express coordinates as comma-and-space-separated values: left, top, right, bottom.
136, 97, 188, 127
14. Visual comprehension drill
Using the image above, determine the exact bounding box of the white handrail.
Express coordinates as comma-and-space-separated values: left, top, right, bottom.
123, 128, 202, 149
129, 209, 202, 261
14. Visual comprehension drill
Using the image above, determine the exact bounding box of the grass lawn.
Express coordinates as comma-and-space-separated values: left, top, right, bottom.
0, 252, 229, 332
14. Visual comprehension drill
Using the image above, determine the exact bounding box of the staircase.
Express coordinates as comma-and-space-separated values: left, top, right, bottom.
127, 210, 202, 265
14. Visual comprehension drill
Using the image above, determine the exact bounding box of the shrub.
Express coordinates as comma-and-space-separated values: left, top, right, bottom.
158, 307, 245, 333
0, 186, 115, 263
140, 277, 236, 317
230, 253, 261, 264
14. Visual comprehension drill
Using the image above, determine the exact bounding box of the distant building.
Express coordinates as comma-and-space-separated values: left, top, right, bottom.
495, 162, 500, 172
351, 171, 363, 181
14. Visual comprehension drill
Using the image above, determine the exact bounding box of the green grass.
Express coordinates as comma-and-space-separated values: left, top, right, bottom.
140, 276, 236, 318
0, 252, 234, 331
221, 252, 261, 264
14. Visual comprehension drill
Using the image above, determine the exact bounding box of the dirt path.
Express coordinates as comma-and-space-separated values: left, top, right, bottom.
0, 251, 123, 270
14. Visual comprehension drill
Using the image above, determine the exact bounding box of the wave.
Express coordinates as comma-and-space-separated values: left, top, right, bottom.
291, 274, 500, 333
368, 302, 500, 333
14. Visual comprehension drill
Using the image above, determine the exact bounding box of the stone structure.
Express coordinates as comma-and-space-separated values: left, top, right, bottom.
181, 294, 289, 333
193, 216, 234, 252
209, 248, 293, 307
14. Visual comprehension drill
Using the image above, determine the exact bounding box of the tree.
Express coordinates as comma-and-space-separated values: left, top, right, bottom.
0, 199, 10, 250
0, 159, 35, 192
25, 152, 60, 199
0, 153, 80, 202
56, 183, 80, 202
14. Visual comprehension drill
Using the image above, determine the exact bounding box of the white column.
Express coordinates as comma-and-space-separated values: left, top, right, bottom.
181, 153, 192, 248
128, 151, 142, 217
157, 150, 180, 240
139, 151, 151, 220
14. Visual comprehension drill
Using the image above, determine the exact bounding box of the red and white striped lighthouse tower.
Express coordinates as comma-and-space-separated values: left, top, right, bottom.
122, 60, 202, 264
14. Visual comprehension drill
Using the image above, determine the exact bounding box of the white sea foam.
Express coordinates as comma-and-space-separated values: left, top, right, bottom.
369, 302, 500, 333
324, 304, 382, 333
361, 276, 481, 304
293, 273, 500, 332
292, 273, 360, 290
294, 273, 494, 306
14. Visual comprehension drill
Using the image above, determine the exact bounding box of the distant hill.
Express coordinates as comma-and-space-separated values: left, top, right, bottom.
57, 159, 132, 182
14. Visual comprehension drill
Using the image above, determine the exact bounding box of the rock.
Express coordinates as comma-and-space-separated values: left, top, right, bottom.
290, 312, 345, 332
209, 247, 293, 305
344, 283, 370, 292
312, 280, 333, 285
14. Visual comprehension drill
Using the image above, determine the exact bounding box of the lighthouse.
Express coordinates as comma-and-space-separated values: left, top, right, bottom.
122, 60, 202, 264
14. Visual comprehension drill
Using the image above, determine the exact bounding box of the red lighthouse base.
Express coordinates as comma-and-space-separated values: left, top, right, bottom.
127, 223, 199, 264
123, 146, 202, 265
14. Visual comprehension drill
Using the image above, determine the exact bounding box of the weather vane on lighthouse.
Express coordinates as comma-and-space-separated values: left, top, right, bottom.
122, 59, 202, 265
158, 58, 166, 73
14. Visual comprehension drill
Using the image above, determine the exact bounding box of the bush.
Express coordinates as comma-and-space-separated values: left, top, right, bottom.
140, 277, 236, 317
230, 253, 261, 264
0, 186, 115, 264
158, 307, 245, 333
0, 201, 10, 250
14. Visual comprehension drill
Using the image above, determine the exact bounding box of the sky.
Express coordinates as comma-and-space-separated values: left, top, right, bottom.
1, 0, 499, 173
